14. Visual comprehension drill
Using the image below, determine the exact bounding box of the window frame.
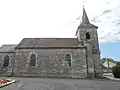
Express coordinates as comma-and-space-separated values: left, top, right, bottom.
3, 55, 10, 67
85, 32, 91, 39
63, 53, 72, 67
29, 53, 37, 67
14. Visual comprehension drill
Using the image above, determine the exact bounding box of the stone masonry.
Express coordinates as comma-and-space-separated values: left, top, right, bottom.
0, 7, 103, 78
13, 49, 87, 78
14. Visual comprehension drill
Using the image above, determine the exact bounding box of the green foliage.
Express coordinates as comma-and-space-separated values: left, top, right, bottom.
101, 57, 114, 63
112, 65, 120, 78
116, 62, 120, 66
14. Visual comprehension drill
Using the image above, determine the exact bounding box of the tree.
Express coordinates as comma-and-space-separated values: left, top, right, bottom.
112, 65, 120, 78
101, 57, 114, 63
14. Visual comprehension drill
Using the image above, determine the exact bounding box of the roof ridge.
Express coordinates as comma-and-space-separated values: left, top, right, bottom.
15, 38, 83, 48
1, 44, 17, 46
23, 38, 76, 39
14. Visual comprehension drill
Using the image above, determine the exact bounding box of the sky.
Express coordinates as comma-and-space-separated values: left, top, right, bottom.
0, 0, 120, 61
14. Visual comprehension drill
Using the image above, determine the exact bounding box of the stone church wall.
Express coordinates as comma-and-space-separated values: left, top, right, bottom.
0, 53, 15, 76
13, 48, 87, 78
92, 53, 103, 76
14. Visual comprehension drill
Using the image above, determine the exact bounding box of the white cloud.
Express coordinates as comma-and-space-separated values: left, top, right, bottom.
91, 0, 120, 43
0, 0, 120, 46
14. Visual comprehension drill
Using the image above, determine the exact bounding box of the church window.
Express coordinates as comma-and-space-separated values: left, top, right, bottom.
3, 55, 9, 67
65, 54, 71, 66
85, 32, 90, 39
29, 54, 36, 66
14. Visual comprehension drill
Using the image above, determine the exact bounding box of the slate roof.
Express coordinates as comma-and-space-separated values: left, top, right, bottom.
81, 8, 98, 28
15, 38, 84, 49
81, 7, 90, 24
78, 23, 98, 29
0, 45, 16, 53
76, 7, 98, 35
80, 7, 98, 28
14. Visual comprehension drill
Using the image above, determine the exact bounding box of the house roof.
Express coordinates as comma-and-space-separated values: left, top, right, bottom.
101, 64, 107, 69
113, 61, 120, 63
15, 38, 84, 49
102, 60, 120, 64
0, 45, 16, 53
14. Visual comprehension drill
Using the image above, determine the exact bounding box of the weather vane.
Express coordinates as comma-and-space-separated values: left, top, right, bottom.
82, 0, 84, 8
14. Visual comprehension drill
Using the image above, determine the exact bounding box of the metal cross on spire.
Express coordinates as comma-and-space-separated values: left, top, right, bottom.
82, 0, 85, 8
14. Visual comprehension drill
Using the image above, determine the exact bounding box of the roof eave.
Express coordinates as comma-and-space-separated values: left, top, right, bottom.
15, 47, 85, 49
0, 52, 15, 53
78, 24, 98, 29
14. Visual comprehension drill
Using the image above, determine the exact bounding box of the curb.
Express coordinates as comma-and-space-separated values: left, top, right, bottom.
103, 77, 120, 82
0, 80, 20, 88
108, 78, 120, 82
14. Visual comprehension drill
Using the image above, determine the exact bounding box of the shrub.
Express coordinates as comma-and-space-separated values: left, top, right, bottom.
112, 65, 120, 78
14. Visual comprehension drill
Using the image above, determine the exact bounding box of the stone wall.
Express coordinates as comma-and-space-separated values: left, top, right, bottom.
0, 53, 15, 76
13, 48, 87, 78
92, 53, 103, 77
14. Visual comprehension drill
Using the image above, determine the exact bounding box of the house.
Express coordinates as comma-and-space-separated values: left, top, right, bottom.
102, 60, 120, 73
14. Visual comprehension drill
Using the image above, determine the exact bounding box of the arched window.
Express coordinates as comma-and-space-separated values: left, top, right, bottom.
65, 54, 71, 66
85, 32, 90, 39
29, 54, 36, 66
3, 55, 9, 67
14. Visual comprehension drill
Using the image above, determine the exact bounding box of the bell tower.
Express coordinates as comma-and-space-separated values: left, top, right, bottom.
76, 7, 102, 77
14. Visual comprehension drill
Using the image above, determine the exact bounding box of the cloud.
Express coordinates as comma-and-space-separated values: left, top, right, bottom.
88, 0, 120, 44
0, 0, 120, 46
70, 0, 120, 44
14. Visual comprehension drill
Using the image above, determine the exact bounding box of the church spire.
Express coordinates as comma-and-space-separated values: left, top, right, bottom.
77, 6, 98, 29
81, 7, 90, 24
75, 5, 98, 35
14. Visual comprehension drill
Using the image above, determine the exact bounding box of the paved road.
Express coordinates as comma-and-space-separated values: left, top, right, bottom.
1, 78, 120, 90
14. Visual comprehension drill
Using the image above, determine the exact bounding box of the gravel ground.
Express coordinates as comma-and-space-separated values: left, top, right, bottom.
1, 77, 120, 90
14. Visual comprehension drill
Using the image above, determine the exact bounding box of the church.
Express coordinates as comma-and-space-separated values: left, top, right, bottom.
0, 7, 102, 78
